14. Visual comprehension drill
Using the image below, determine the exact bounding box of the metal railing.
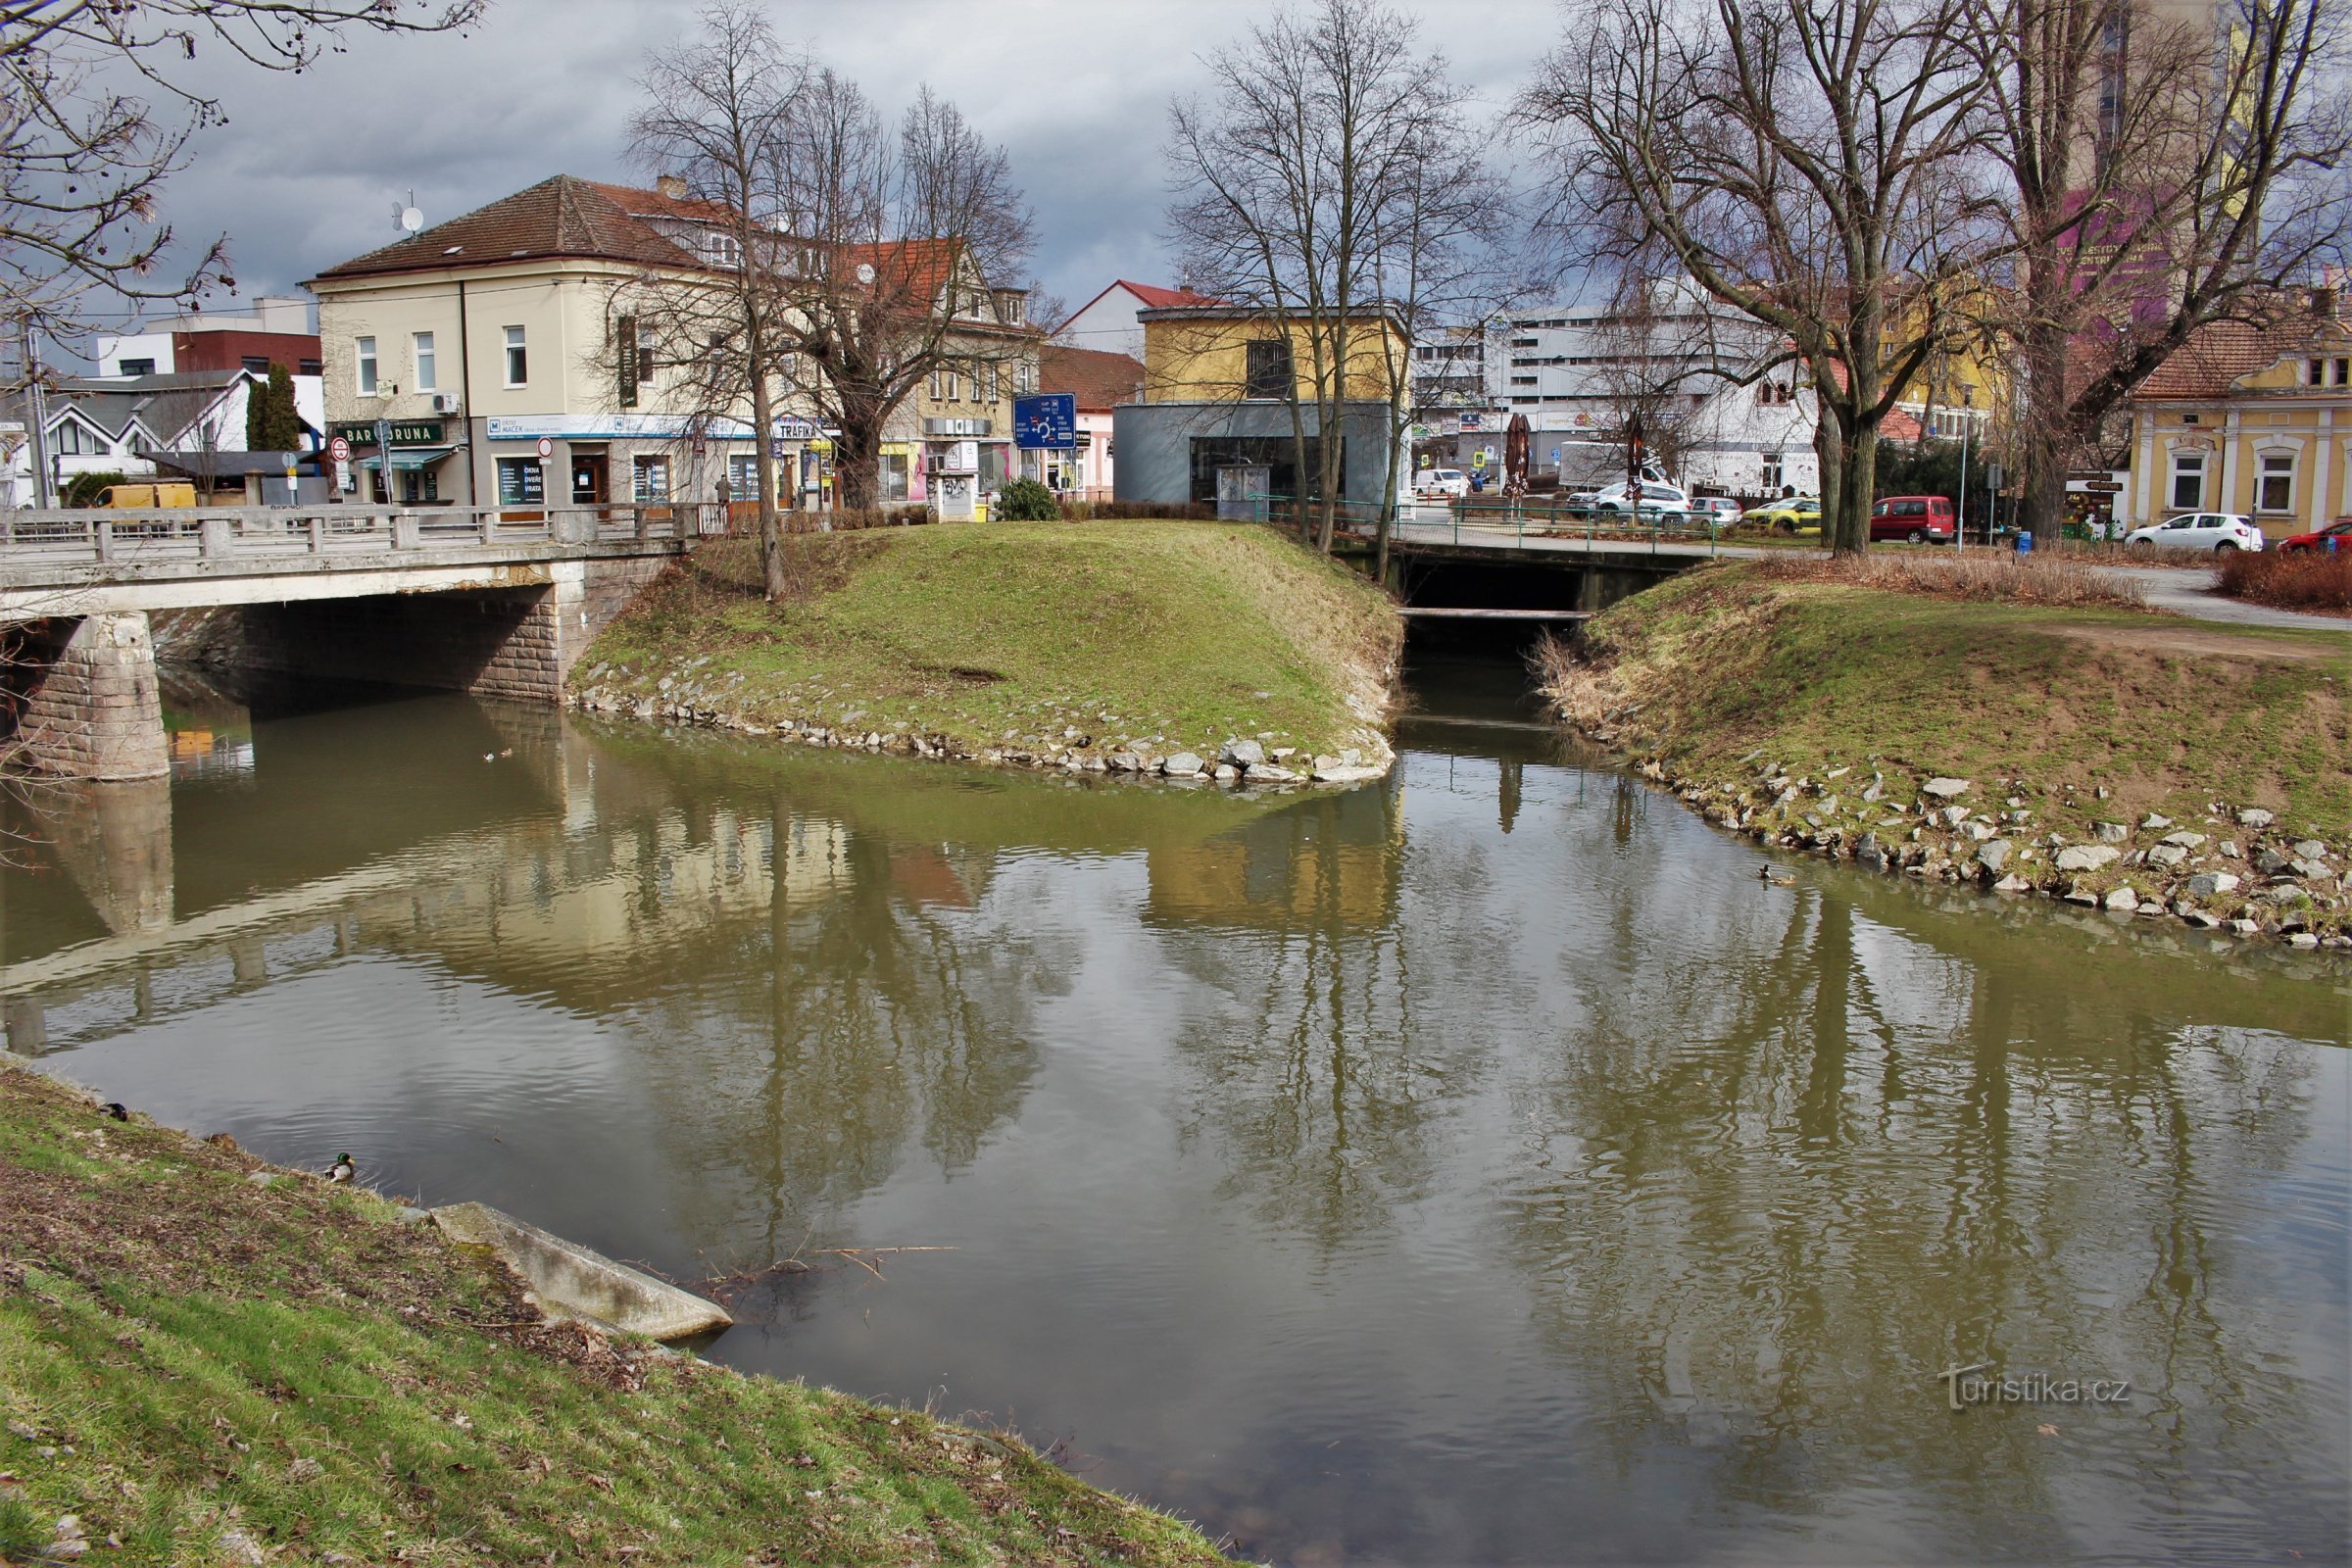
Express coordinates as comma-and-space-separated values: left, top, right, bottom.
1238, 494, 1726, 556
0, 503, 715, 568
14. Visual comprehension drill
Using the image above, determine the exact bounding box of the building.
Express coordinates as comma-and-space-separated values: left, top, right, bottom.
1, 368, 316, 506
1056, 280, 1219, 361
2119, 287, 2352, 537
307, 174, 797, 508
882, 240, 1041, 513
96, 295, 321, 380
1112, 303, 1409, 510
1032, 345, 1144, 498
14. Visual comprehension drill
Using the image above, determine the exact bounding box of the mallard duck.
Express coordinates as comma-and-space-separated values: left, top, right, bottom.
325, 1152, 356, 1184
1758, 866, 1795, 886
101, 1102, 128, 1122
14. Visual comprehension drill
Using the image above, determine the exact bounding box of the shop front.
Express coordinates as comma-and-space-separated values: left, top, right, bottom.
329, 417, 457, 505
486, 414, 760, 519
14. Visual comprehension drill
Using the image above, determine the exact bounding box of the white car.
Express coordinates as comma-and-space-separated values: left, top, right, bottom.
1589, 479, 1690, 517
1414, 468, 1470, 499
2124, 513, 2267, 553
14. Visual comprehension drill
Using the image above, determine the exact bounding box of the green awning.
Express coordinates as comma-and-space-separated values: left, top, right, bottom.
356, 447, 456, 471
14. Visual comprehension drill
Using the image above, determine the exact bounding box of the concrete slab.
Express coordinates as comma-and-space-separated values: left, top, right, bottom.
431, 1201, 732, 1343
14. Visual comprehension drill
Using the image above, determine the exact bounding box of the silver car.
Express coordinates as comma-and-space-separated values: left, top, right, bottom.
2124, 513, 2267, 553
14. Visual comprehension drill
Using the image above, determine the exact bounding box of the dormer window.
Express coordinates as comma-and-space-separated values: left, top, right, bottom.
703, 230, 742, 270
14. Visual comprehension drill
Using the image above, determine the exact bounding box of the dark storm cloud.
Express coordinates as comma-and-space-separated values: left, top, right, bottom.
98, 0, 1562, 338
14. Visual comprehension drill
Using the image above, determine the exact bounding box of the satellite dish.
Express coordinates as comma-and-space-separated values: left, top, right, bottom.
856, 263, 875, 284
399, 207, 425, 233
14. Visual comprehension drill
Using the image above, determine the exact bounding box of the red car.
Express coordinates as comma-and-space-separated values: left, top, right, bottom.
1869, 495, 1957, 543
2279, 518, 2352, 553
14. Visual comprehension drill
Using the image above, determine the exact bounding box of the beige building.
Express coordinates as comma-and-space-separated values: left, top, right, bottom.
308, 174, 810, 509
2122, 289, 2352, 537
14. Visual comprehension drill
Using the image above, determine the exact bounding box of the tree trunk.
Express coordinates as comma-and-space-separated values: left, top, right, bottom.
750, 370, 788, 602
834, 418, 880, 513
2018, 315, 2072, 538
1816, 405, 1843, 548
1833, 419, 1877, 556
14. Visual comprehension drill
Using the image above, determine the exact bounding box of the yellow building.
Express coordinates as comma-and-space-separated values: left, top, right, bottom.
2122, 290, 2352, 536
1140, 305, 1410, 407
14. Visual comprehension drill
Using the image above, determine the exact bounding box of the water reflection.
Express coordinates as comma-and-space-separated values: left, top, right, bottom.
0, 666, 2342, 1566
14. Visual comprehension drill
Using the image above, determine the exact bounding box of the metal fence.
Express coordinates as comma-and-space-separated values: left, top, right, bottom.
0, 503, 717, 566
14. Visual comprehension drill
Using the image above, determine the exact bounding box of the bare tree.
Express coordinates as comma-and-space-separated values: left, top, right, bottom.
621, 1, 806, 599
1167, 0, 1473, 554
1, 0, 483, 358
766, 71, 1035, 512
1517, 0, 2005, 552
1970, 0, 2351, 534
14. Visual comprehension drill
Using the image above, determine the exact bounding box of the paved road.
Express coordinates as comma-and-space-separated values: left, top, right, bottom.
1382, 514, 2349, 634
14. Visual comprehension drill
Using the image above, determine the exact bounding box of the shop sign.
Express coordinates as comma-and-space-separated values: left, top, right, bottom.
331, 419, 443, 445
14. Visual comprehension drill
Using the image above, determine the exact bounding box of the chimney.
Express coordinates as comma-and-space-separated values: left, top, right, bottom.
657, 173, 687, 200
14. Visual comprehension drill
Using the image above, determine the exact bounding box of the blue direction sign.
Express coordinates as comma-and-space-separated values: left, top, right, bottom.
1012, 392, 1077, 449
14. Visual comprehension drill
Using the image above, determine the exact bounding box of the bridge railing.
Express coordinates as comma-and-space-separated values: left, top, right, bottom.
0, 503, 709, 567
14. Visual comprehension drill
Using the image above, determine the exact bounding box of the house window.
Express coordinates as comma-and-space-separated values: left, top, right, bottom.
495, 457, 544, 505
242, 356, 270, 374
414, 332, 437, 393
1245, 338, 1293, 400
53, 419, 85, 456
632, 456, 670, 502
2169, 450, 2206, 511
117, 357, 155, 376
943, 364, 959, 401
503, 326, 527, 387
357, 336, 378, 396
2337, 358, 2351, 386
1004, 296, 1024, 326
1760, 452, 1784, 491
2257, 453, 2295, 514
2315, 359, 2328, 385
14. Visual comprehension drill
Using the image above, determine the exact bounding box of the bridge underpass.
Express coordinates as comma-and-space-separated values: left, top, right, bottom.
0, 504, 684, 781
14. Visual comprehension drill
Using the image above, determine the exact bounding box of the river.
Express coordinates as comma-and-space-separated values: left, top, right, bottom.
3, 656, 2345, 1566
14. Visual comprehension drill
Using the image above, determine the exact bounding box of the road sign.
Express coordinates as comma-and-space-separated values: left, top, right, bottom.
1984, 462, 2003, 490
1011, 393, 1076, 449
535, 436, 555, 459
374, 416, 393, 456
328, 435, 350, 462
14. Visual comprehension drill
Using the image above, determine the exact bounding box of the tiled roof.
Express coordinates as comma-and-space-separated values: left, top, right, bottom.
1039, 346, 1146, 411
1119, 280, 1220, 310
310, 175, 711, 281
2132, 294, 2350, 400
847, 237, 964, 304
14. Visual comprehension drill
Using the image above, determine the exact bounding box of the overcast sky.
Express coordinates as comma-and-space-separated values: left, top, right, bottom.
127, 0, 1566, 343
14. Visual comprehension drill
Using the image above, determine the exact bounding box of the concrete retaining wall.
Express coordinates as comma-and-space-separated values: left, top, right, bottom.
5, 613, 169, 781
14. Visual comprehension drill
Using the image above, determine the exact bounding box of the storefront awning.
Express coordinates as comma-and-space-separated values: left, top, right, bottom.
357, 447, 456, 470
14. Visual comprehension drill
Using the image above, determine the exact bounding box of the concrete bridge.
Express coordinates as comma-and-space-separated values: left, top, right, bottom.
0, 504, 690, 780
1345, 512, 1723, 622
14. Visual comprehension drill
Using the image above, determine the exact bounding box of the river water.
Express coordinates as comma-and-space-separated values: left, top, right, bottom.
3, 659, 2346, 1566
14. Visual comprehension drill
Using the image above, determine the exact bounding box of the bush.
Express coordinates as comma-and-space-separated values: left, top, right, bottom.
62, 470, 127, 508
990, 477, 1062, 521
2217, 548, 2352, 613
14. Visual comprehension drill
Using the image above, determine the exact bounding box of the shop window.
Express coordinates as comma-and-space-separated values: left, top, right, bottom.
496, 457, 544, 505
633, 456, 670, 502
880, 453, 909, 503
2168, 450, 2205, 511
503, 326, 527, 387
357, 336, 377, 396
2257, 453, 2295, 513
400, 466, 440, 504
727, 454, 761, 500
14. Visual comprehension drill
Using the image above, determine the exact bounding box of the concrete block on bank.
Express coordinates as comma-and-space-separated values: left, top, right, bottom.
430, 1201, 731, 1343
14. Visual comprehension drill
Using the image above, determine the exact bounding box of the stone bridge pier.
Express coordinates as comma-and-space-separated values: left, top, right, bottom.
2, 556, 668, 779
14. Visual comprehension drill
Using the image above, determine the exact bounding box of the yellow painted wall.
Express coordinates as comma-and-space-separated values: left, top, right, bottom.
1143, 313, 1409, 406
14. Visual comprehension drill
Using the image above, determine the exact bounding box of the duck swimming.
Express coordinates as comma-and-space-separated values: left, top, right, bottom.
1758, 866, 1795, 886
325, 1152, 356, 1184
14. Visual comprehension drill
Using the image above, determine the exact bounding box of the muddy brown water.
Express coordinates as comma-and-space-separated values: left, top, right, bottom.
3, 661, 2345, 1566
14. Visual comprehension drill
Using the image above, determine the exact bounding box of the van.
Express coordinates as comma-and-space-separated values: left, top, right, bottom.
97, 482, 198, 509
1869, 495, 1955, 543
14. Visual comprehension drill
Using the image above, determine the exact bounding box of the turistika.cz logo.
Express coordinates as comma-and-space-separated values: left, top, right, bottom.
1938, 1363, 2132, 1411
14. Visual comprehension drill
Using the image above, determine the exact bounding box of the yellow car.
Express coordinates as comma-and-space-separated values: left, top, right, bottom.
1741, 496, 1822, 533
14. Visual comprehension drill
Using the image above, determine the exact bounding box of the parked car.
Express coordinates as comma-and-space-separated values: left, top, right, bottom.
1687, 496, 1743, 526
1414, 468, 1469, 500
2279, 517, 2352, 553
1589, 480, 1690, 517
2122, 513, 2267, 553
1869, 495, 1956, 543
1742, 496, 1822, 533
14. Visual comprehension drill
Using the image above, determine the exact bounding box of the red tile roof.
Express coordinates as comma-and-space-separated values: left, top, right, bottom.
310, 175, 718, 281
844, 237, 964, 305
1119, 280, 1220, 309
2131, 296, 2350, 399
1038, 346, 1146, 411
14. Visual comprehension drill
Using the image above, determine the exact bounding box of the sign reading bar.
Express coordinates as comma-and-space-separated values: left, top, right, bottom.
616, 315, 639, 410
331, 419, 444, 445
1011, 392, 1076, 449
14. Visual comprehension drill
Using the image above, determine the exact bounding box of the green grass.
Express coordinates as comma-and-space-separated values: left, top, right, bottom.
1544, 563, 2352, 926
576, 520, 1401, 767
0, 1066, 1235, 1567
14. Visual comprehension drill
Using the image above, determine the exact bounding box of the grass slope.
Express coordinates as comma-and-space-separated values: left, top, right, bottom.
1544, 562, 2352, 934
575, 520, 1400, 768
0, 1067, 1232, 1568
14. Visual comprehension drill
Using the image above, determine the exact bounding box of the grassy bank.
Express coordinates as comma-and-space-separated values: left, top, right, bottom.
573, 520, 1401, 780
1539, 559, 2352, 946
0, 1067, 1232, 1566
